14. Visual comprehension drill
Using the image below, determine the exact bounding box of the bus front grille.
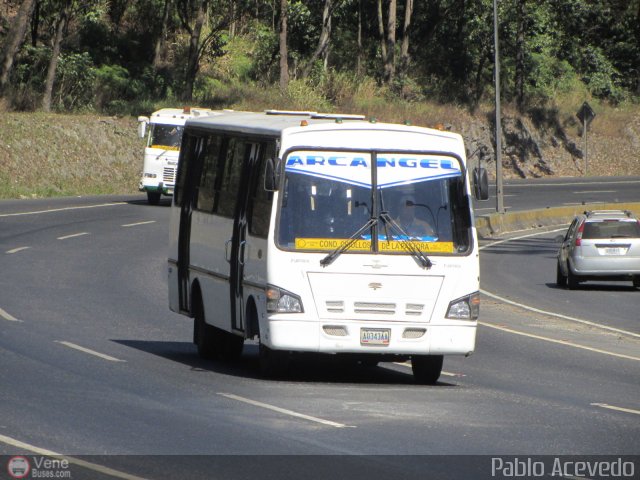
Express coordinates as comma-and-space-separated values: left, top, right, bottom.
323, 300, 427, 318
163, 167, 176, 184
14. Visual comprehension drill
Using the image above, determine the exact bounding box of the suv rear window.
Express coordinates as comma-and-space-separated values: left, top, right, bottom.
583, 220, 640, 239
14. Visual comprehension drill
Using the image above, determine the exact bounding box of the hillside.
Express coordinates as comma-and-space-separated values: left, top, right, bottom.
1, 106, 639, 199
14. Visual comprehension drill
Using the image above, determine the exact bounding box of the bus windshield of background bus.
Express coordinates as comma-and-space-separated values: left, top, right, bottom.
277, 151, 470, 255
149, 124, 184, 150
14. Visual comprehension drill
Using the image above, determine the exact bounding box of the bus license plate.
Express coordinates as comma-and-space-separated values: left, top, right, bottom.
360, 328, 390, 346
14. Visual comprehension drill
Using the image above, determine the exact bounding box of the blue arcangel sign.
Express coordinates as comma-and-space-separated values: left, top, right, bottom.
285, 151, 461, 188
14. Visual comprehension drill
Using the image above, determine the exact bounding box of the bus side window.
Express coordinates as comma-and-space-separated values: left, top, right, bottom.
249, 142, 275, 238
216, 138, 245, 218
174, 132, 199, 206
195, 135, 223, 212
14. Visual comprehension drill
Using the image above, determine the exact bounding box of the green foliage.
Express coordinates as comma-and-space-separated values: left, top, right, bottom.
55, 53, 97, 111
1, 0, 639, 113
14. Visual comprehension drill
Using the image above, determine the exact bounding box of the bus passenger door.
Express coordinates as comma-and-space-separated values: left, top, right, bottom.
229, 142, 262, 332
176, 134, 205, 313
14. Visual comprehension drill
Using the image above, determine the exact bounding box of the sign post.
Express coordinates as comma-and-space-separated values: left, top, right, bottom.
576, 102, 596, 176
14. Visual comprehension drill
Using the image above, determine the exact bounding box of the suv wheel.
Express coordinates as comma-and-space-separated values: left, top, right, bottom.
567, 267, 580, 290
556, 262, 567, 288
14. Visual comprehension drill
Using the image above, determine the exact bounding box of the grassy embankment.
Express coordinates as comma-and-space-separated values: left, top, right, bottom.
1, 90, 639, 199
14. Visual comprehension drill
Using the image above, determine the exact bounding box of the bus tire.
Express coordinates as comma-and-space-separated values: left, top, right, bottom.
259, 343, 289, 378
411, 355, 443, 384
214, 328, 244, 361
194, 299, 217, 360
147, 191, 161, 205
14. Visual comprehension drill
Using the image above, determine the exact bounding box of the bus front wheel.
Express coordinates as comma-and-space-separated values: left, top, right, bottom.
411, 355, 443, 384
147, 191, 161, 205
259, 343, 289, 378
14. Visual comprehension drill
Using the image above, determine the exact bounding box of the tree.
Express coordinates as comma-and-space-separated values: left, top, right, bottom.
383, 0, 396, 84
279, 0, 289, 91
177, 0, 230, 101
153, 0, 173, 69
399, 0, 413, 78
42, 0, 73, 112
0, 0, 38, 94
301, 0, 338, 78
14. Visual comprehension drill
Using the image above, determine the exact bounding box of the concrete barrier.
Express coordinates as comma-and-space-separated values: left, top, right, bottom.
475, 202, 640, 238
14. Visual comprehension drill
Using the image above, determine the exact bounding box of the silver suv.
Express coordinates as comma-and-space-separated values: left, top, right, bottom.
557, 210, 640, 289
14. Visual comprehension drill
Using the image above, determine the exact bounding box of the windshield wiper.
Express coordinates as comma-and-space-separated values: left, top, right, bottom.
379, 212, 432, 269
320, 214, 433, 269
320, 217, 378, 267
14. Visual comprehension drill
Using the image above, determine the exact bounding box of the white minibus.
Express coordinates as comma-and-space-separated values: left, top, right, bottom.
167, 110, 488, 383
137, 107, 220, 204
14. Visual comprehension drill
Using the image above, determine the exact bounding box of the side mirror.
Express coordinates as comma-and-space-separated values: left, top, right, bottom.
264, 157, 280, 191
473, 167, 489, 201
137, 116, 149, 139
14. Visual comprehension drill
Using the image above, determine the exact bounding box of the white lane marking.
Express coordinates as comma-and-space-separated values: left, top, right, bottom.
0, 433, 149, 480
121, 220, 156, 227
0, 306, 21, 322
480, 289, 640, 339
0, 202, 126, 218
591, 403, 640, 416
217, 392, 354, 428
55, 341, 126, 362
480, 228, 640, 339
6, 246, 30, 254
572, 190, 615, 194
480, 322, 640, 362
504, 180, 640, 187
479, 227, 567, 250
57, 232, 89, 240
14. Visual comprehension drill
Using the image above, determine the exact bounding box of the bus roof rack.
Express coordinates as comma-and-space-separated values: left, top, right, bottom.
265, 109, 318, 116
310, 113, 366, 120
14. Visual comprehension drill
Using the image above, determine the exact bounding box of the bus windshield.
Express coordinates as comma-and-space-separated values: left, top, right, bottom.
276, 150, 471, 255
149, 124, 184, 150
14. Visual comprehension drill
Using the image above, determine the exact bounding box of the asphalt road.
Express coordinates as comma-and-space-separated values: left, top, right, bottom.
473, 175, 640, 214
0, 185, 638, 479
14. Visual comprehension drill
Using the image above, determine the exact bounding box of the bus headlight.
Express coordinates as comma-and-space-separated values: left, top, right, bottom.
446, 292, 480, 320
266, 286, 303, 313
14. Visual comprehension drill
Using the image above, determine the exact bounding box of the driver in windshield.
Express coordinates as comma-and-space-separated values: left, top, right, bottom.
394, 195, 436, 238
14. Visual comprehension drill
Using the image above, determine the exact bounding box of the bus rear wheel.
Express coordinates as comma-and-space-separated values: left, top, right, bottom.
411, 355, 443, 384
194, 300, 217, 360
147, 191, 161, 205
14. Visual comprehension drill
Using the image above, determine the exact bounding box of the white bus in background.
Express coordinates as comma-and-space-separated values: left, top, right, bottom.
167, 110, 489, 383
137, 107, 220, 204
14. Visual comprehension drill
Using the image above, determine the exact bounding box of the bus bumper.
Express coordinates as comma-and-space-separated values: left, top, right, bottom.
265, 319, 477, 356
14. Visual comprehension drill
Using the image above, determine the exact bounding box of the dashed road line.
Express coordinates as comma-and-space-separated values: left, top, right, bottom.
0, 306, 21, 322
480, 228, 640, 340
0, 202, 126, 218
57, 232, 89, 240
572, 190, 616, 194
0, 433, 149, 480
5, 246, 30, 254
481, 289, 640, 339
217, 392, 354, 428
480, 322, 640, 362
121, 220, 156, 227
55, 341, 126, 362
591, 403, 640, 416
